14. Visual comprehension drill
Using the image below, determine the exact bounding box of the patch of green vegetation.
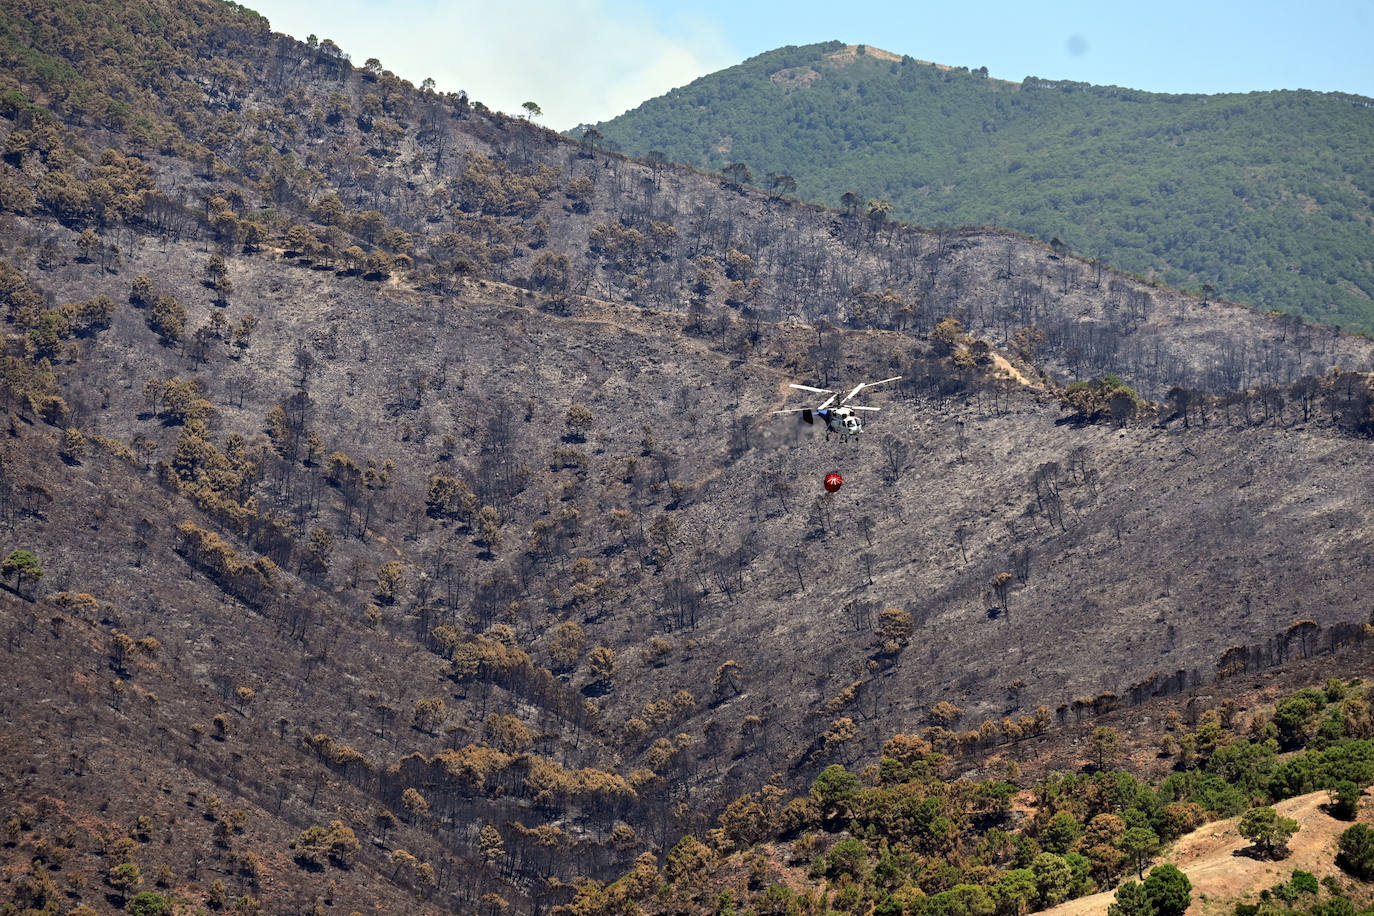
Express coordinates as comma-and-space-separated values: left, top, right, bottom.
575, 679, 1374, 915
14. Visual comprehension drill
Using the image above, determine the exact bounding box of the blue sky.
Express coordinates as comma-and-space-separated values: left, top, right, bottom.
247, 0, 1374, 131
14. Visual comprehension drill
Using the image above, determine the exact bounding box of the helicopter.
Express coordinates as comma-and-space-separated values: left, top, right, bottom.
772, 376, 903, 440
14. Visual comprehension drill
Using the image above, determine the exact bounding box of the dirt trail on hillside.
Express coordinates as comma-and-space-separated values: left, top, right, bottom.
991, 351, 1040, 389
1043, 791, 1350, 915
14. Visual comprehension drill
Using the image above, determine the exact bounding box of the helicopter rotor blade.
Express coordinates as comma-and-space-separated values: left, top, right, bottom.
840, 375, 903, 405
849, 405, 881, 411
788, 383, 834, 395
816, 394, 838, 411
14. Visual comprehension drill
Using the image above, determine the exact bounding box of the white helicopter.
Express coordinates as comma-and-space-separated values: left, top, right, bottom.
773, 376, 903, 439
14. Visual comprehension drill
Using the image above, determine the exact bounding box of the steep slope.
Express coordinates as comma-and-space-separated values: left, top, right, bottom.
3, 1, 1374, 912
553, 669, 1374, 916
585, 41, 1374, 333
6, 214, 1374, 912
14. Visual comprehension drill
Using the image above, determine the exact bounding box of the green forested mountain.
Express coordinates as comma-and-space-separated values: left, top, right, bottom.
585, 41, 1374, 333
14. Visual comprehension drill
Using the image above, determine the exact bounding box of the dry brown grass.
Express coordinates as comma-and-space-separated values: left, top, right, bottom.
1045, 791, 1362, 915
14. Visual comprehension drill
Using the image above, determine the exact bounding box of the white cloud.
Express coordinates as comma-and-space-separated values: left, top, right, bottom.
250, 0, 734, 130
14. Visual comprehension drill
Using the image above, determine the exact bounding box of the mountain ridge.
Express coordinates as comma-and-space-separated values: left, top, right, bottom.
585, 40, 1374, 333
